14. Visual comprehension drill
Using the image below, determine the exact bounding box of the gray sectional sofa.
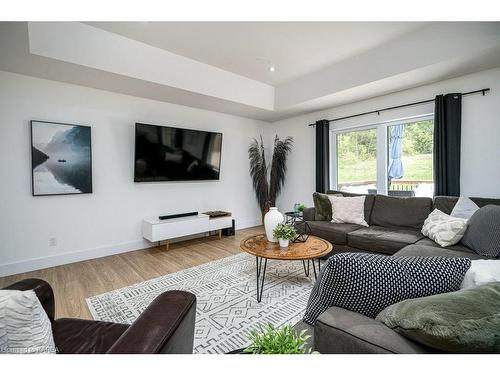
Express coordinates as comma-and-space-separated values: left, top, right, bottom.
297, 191, 500, 353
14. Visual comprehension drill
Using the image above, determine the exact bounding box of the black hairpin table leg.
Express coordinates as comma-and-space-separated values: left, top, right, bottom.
255, 256, 268, 303
311, 258, 321, 280
302, 260, 310, 277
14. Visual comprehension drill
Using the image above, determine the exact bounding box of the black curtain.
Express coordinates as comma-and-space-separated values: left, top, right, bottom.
315, 119, 330, 193
434, 93, 462, 196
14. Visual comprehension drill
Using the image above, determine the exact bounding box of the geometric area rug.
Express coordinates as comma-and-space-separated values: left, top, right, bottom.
86, 252, 315, 353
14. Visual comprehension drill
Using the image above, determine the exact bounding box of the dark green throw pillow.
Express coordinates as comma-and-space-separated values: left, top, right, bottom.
376, 282, 500, 353
312, 192, 341, 221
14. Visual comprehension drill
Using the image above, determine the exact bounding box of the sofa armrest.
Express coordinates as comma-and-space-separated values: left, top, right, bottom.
107, 290, 196, 354
314, 307, 433, 354
303, 207, 316, 221
2, 278, 55, 321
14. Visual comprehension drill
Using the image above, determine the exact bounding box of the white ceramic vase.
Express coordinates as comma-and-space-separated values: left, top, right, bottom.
279, 239, 289, 249
264, 207, 283, 243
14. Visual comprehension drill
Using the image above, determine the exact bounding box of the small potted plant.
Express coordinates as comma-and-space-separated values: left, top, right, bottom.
273, 223, 297, 248
293, 203, 306, 214
244, 324, 311, 354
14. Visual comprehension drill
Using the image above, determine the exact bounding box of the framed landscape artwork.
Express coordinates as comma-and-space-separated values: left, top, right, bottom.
31, 120, 93, 196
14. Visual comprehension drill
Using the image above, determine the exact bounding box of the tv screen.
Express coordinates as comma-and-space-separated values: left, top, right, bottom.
134, 123, 222, 182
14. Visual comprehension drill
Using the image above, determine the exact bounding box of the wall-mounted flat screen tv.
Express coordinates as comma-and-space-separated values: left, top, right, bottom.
134, 123, 222, 182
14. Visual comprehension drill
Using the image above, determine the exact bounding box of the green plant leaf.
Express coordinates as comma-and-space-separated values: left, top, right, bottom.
272, 223, 297, 240
244, 323, 311, 354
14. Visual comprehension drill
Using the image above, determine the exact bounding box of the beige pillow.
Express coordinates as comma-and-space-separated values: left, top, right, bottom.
421, 209, 468, 247
328, 195, 368, 227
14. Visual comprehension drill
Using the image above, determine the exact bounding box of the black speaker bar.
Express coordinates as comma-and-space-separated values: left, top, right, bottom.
159, 211, 199, 220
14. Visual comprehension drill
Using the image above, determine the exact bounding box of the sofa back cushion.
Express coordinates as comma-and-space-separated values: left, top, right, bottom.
434, 196, 500, 215
371, 195, 433, 229
327, 190, 375, 224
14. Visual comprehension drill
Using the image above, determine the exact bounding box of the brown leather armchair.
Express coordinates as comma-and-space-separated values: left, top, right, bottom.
3, 278, 197, 354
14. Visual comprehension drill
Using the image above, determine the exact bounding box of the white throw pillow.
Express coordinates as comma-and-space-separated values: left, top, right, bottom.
421, 209, 468, 247
329, 195, 368, 227
0, 290, 56, 354
450, 196, 479, 220
461, 259, 500, 289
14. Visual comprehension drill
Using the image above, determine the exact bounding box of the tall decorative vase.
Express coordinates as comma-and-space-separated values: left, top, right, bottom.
264, 207, 283, 243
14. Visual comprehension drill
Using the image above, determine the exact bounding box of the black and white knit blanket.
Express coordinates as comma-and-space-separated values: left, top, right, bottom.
303, 252, 471, 325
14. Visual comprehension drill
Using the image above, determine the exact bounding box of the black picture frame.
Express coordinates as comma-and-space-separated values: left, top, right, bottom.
30, 120, 93, 196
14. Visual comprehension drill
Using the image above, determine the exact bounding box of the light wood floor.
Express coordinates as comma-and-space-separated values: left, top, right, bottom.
0, 226, 263, 320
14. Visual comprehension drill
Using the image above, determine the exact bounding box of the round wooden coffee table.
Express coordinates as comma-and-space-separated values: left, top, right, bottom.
240, 234, 332, 302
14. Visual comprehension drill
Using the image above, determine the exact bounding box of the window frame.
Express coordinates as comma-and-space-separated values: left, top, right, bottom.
329, 113, 434, 195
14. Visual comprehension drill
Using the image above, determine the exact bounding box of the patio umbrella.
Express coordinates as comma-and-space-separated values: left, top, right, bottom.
388, 124, 404, 181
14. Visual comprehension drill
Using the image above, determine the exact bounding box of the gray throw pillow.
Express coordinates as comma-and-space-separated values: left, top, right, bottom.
376, 282, 500, 353
312, 192, 341, 221
461, 205, 500, 258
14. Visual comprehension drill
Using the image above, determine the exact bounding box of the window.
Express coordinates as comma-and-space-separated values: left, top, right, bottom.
331, 116, 434, 197
336, 128, 377, 194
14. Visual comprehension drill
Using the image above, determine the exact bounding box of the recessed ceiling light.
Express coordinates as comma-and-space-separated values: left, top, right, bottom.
268, 66, 276, 72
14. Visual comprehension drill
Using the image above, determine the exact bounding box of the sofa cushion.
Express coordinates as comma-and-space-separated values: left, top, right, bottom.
328, 190, 375, 224
302, 207, 316, 222
307, 221, 363, 245
376, 282, 500, 353
347, 226, 424, 255
433, 196, 460, 215
434, 196, 500, 215
395, 243, 487, 260
53, 318, 130, 354
315, 306, 432, 354
414, 237, 475, 253
371, 195, 432, 229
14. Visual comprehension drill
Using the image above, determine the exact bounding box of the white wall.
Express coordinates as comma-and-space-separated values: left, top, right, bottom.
0, 71, 268, 276
2, 66, 500, 277
269, 67, 500, 212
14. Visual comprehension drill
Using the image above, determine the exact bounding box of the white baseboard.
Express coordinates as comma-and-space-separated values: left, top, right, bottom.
235, 218, 262, 230
0, 219, 262, 278
0, 239, 154, 278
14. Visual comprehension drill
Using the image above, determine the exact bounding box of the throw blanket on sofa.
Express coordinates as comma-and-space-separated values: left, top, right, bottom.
303, 253, 471, 325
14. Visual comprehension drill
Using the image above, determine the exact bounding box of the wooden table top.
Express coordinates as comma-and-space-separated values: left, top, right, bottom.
240, 233, 332, 260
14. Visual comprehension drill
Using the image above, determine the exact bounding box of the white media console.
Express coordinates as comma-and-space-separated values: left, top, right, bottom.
142, 214, 233, 250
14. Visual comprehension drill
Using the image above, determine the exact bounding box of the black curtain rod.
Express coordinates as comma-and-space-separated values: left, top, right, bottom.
308, 88, 490, 126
